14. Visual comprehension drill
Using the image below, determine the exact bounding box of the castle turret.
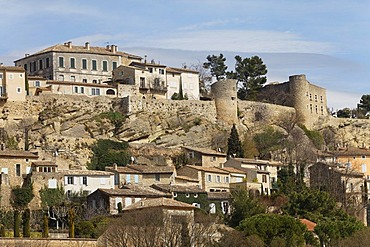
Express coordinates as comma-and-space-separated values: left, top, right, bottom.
211, 79, 238, 126
289, 74, 328, 128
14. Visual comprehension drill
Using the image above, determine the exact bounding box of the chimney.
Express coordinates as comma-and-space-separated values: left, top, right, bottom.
106, 45, 110, 51
113, 163, 117, 170
25, 54, 29, 57
111, 45, 116, 53
67, 41, 72, 48
144, 55, 147, 64
85, 42, 90, 50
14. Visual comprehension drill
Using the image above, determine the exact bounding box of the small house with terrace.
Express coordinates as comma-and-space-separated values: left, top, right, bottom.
182, 146, 227, 168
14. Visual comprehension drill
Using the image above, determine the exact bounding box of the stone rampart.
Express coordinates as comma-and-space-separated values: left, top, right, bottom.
125, 96, 217, 123
0, 238, 98, 247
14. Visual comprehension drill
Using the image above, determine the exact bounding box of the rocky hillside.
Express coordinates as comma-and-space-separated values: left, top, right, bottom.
1, 94, 370, 168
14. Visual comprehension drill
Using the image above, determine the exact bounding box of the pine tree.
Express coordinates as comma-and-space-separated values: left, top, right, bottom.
227, 124, 243, 158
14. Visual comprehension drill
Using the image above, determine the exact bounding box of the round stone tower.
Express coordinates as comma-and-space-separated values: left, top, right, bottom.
289, 74, 309, 124
211, 79, 238, 126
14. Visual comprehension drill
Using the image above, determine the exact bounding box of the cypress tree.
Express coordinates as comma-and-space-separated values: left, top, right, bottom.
227, 124, 243, 158
42, 214, 49, 238
22, 208, 31, 238
0, 224, 5, 237
13, 210, 20, 238
68, 208, 76, 238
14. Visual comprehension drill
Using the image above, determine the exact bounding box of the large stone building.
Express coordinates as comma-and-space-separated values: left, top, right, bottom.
14, 41, 142, 83
259, 74, 328, 127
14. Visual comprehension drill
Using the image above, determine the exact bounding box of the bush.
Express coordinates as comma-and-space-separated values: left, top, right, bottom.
75, 220, 95, 238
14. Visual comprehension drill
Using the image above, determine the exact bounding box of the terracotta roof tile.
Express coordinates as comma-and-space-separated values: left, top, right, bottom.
97, 187, 170, 197
0, 150, 38, 159
123, 197, 196, 211
184, 165, 229, 174
300, 218, 316, 231
183, 146, 227, 157
151, 184, 205, 193
60, 169, 113, 176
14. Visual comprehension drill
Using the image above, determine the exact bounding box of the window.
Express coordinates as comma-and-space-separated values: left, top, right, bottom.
91, 88, 100, 95
188, 152, 195, 159
74, 86, 78, 94
148, 68, 153, 73
59, 57, 64, 68
173, 192, 177, 198
126, 174, 131, 183
24, 64, 28, 72
48, 179, 57, 189
82, 59, 87, 70
159, 68, 164, 75
16, 87, 21, 93
140, 77, 145, 88
194, 193, 198, 198
112, 61, 117, 70
134, 174, 139, 184
67, 176, 73, 184
185, 193, 190, 198
207, 174, 212, 182
92, 79, 97, 84
9, 73, 14, 79
32, 62, 36, 72
216, 175, 221, 183
210, 156, 216, 161
192, 203, 200, 208
46, 58, 50, 68
82, 176, 87, 185
92, 60, 97, 70
262, 175, 267, 183
0, 74, 2, 80
82, 79, 87, 83
225, 176, 230, 183
362, 164, 367, 173
80, 87, 84, 94
15, 164, 21, 176
362, 155, 366, 159
58, 75, 64, 81
35, 81, 40, 87
155, 174, 160, 181
67, 190, 72, 198
210, 203, 216, 214
320, 96, 323, 102
70, 75, 76, 82
70, 58, 76, 69
39, 60, 43, 70
314, 95, 318, 102
102, 61, 108, 71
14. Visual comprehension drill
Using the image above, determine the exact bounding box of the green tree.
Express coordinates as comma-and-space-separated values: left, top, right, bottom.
228, 188, 266, 227
22, 208, 31, 238
358, 94, 370, 115
40, 186, 65, 208
13, 210, 20, 238
11, 183, 34, 209
235, 55, 267, 100
239, 214, 307, 247
227, 124, 243, 158
89, 139, 130, 170
253, 127, 284, 159
203, 54, 227, 80
42, 213, 49, 238
315, 217, 364, 247
336, 108, 354, 118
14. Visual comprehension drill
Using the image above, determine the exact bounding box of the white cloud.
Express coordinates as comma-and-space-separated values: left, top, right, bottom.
124, 30, 334, 54
327, 90, 362, 110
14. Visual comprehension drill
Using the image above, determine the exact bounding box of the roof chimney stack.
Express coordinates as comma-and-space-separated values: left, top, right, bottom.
67, 41, 72, 48
111, 45, 116, 53
85, 42, 90, 50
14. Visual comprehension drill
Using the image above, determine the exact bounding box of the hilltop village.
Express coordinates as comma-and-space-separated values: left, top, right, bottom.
0, 41, 370, 246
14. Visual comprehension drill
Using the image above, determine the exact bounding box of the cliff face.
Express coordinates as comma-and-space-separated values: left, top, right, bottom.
1, 94, 369, 167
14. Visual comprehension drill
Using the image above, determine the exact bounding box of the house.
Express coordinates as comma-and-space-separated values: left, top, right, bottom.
105, 164, 175, 187
0, 150, 39, 207
45, 80, 117, 97
0, 65, 27, 102
224, 158, 282, 194
14, 41, 142, 83
151, 184, 208, 210
309, 162, 366, 224
87, 185, 171, 214
176, 165, 230, 192
60, 169, 115, 197
207, 192, 231, 215
113, 62, 200, 100
26, 160, 63, 210
182, 146, 227, 168
114, 61, 168, 99
166, 67, 200, 100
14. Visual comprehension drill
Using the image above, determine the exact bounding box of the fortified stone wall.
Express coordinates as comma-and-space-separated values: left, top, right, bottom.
123, 95, 217, 123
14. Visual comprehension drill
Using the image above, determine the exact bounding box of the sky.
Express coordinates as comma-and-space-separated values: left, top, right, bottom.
0, 0, 369, 110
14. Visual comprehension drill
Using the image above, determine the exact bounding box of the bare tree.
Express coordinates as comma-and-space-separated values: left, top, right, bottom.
190, 61, 212, 97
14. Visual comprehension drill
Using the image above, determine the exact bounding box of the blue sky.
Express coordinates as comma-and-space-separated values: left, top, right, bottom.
0, 0, 369, 110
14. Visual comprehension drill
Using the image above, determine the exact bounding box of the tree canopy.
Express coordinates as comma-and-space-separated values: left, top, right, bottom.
203, 54, 227, 80
89, 139, 130, 170
227, 124, 243, 158
234, 55, 267, 100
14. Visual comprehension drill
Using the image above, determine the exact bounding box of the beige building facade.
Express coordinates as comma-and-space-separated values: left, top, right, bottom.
0, 66, 27, 102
